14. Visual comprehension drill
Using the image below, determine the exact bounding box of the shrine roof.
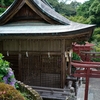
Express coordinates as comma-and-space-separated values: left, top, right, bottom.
0, 0, 95, 38
0, 0, 70, 25
0, 22, 94, 35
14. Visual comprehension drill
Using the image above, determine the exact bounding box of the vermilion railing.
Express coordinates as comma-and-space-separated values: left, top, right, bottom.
71, 61, 100, 100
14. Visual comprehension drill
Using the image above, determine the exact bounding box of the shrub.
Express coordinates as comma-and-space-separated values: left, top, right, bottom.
91, 58, 100, 62
72, 52, 81, 61
0, 53, 16, 88
71, 52, 81, 74
0, 83, 25, 100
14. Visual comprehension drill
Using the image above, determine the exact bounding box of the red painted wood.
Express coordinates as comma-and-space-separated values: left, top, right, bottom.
75, 70, 87, 73
72, 60, 100, 65
71, 62, 100, 68
72, 42, 94, 61
74, 73, 100, 78
71, 61, 100, 100
85, 68, 90, 100
76, 70, 100, 74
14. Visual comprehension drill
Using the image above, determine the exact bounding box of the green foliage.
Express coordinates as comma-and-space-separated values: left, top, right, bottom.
5, 0, 14, 6
0, 53, 9, 81
68, 0, 100, 49
72, 52, 81, 61
89, 0, 99, 15
47, 0, 79, 16
77, 0, 94, 17
75, 0, 100, 25
0, 0, 14, 6
0, 83, 25, 100
21, 92, 33, 100
77, 1, 90, 17
68, 15, 90, 24
88, 0, 100, 25
71, 52, 81, 74
0, 0, 79, 16
0, 0, 14, 14
0, 7, 6, 14
0, 53, 17, 88
94, 27, 100, 35
92, 27, 100, 42
91, 58, 100, 62
92, 42, 100, 52
0, 0, 5, 6
92, 33, 100, 52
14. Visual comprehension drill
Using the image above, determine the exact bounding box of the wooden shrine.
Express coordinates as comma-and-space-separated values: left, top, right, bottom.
0, 0, 95, 99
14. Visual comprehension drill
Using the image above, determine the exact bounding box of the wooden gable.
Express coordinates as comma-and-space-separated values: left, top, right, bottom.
9, 4, 47, 23
0, 0, 68, 25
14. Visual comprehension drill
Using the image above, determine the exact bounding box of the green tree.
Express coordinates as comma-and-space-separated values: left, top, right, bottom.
77, 0, 94, 18
89, 0, 100, 25
47, 0, 78, 16
0, 0, 14, 14
4, 0, 14, 6
68, 15, 89, 24
0, 0, 14, 6
0, 0, 5, 6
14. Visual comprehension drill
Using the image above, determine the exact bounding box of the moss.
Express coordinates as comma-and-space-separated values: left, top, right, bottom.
0, 82, 25, 100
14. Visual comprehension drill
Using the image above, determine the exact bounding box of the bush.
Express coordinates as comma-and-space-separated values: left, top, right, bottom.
91, 58, 100, 62
72, 52, 81, 61
71, 52, 81, 74
0, 53, 16, 88
0, 83, 25, 100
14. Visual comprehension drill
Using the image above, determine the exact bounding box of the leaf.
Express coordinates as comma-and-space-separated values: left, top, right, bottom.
0, 74, 4, 82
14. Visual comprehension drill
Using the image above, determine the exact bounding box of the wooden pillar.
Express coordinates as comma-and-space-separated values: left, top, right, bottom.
84, 68, 90, 100
0, 40, 3, 51
18, 40, 22, 81
67, 49, 72, 75
18, 53, 22, 81
61, 39, 66, 88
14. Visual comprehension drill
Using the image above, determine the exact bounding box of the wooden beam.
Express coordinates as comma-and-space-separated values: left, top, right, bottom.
72, 60, 100, 65
61, 39, 66, 88
76, 70, 100, 74
0, 31, 91, 40
71, 62, 100, 68
31, 86, 70, 100
74, 73, 100, 78
18, 53, 22, 81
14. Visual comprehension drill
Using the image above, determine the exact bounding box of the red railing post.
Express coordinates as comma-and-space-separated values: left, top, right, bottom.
71, 61, 100, 100
84, 68, 90, 100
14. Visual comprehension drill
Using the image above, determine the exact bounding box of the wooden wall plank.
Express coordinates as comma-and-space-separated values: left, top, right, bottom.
2, 39, 61, 52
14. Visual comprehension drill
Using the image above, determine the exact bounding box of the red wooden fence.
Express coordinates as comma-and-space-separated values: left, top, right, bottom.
71, 61, 100, 100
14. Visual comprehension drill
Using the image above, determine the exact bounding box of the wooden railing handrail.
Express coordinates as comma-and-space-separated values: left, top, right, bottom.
71, 62, 100, 68
72, 60, 100, 65
81, 51, 100, 54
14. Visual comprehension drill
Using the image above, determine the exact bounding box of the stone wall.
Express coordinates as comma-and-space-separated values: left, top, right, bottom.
17, 81, 43, 100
